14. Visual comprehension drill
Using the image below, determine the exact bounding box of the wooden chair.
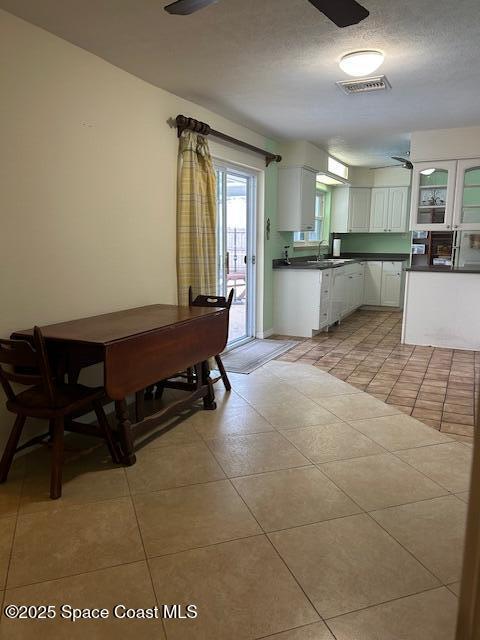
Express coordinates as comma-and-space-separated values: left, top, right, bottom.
0, 326, 121, 499
188, 286, 234, 391
144, 287, 234, 401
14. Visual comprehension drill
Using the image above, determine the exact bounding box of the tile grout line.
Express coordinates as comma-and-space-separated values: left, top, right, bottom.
386, 442, 471, 494
363, 509, 454, 587
1, 459, 28, 614
254, 620, 340, 640
3, 558, 151, 593
128, 490, 169, 639
323, 584, 456, 623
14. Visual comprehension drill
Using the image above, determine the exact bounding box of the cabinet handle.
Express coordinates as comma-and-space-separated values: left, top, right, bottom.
384, 229, 387, 232
446, 225, 450, 229
453, 225, 458, 229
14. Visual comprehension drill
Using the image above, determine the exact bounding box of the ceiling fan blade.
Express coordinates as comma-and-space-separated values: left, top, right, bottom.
307, 0, 369, 27
164, 0, 218, 15
392, 156, 413, 170
369, 165, 398, 170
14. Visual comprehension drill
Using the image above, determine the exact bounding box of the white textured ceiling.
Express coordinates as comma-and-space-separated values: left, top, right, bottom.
2, 0, 480, 166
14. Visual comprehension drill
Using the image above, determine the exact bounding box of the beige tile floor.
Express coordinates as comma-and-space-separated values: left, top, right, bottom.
275, 308, 480, 438
0, 360, 472, 639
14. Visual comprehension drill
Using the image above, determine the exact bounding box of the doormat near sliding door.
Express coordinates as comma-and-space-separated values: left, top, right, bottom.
221, 339, 296, 374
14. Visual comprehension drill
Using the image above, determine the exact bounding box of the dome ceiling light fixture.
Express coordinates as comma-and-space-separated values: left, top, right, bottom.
339, 50, 385, 77
420, 168, 436, 175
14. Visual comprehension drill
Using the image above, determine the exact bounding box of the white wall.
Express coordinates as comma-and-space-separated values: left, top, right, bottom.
0, 10, 272, 445
372, 167, 411, 187
278, 140, 329, 172
410, 126, 480, 162
349, 166, 411, 188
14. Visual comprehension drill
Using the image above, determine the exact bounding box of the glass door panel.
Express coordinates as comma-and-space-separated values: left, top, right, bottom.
410, 161, 456, 230
416, 169, 448, 225
226, 172, 248, 343
456, 164, 480, 229
215, 165, 256, 345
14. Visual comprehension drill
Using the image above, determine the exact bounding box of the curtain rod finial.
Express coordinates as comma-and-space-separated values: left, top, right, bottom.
266, 154, 282, 166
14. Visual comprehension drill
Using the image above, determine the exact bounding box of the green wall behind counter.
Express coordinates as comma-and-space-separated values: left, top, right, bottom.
337, 232, 412, 254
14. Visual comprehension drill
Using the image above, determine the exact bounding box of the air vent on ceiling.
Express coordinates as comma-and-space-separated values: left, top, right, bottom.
336, 75, 391, 95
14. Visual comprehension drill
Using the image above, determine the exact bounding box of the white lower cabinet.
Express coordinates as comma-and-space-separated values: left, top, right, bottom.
328, 267, 346, 326
273, 260, 405, 338
273, 268, 333, 338
381, 261, 403, 306
344, 263, 365, 316
364, 261, 383, 305
319, 269, 332, 329
364, 261, 404, 307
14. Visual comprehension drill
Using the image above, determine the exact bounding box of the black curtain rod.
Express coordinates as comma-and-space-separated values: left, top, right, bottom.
175, 115, 282, 166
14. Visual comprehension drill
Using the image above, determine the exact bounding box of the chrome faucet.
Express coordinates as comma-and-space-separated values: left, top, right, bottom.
316, 240, 330, 262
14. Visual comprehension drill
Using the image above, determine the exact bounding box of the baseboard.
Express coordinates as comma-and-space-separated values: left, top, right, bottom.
256, 328, 274, 339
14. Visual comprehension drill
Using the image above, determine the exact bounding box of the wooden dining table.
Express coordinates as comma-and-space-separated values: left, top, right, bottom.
12, 304, 229, 465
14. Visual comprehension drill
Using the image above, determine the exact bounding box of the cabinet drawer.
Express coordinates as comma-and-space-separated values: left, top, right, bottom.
321, 270, 331, 294
382, 261, 403, 273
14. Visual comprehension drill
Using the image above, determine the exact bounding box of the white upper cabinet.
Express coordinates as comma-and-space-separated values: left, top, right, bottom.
331, 187, 371, 233
277, 166, 317, 231
453, 159, 480, 230
369, 188, 389, 232
410, 161, 457, 230
369, 187, 409, 233
388, 187, 410, 232
350, 188, 371, 232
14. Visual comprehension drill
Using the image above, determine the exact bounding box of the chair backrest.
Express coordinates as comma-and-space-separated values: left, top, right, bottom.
0, 326, 55, 404
188, 286, 234, 310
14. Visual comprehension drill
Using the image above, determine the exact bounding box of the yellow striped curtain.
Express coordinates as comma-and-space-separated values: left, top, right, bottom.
176, 130, 217, 306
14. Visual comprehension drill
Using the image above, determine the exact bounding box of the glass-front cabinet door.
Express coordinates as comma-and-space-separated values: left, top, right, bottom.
410, 161, 457, 230
453, 159, 480, 230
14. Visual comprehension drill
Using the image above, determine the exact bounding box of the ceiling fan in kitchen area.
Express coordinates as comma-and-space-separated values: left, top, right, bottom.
164, 0, 370, 28
371, 156, 413, 171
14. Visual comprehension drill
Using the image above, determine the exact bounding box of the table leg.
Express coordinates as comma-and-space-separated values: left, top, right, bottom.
201, 360, 217, 410
67, 365, 82, 384
135, 391, 145, 423
144, 386, 154, 400
114, 399, 136, 466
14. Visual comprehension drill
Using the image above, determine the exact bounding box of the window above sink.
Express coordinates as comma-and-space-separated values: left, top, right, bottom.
294, 190, 325, 247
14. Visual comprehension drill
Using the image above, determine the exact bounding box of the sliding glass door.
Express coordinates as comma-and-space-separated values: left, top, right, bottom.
215, 163, 256, 346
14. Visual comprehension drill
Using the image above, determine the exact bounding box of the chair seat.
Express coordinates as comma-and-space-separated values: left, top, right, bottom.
7, 383, 105, 417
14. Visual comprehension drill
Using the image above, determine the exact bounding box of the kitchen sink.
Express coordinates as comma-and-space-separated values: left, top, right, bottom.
306, 258, 354, 265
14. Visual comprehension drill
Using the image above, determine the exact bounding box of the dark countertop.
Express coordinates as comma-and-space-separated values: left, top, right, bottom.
273, 253, 410, 271
405, 265, 480, 274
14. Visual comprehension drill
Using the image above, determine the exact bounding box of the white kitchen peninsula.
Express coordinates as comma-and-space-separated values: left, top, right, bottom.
402, 268, 480, 350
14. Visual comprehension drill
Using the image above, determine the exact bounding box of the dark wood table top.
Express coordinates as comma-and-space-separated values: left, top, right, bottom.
14, 304, 225, 346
